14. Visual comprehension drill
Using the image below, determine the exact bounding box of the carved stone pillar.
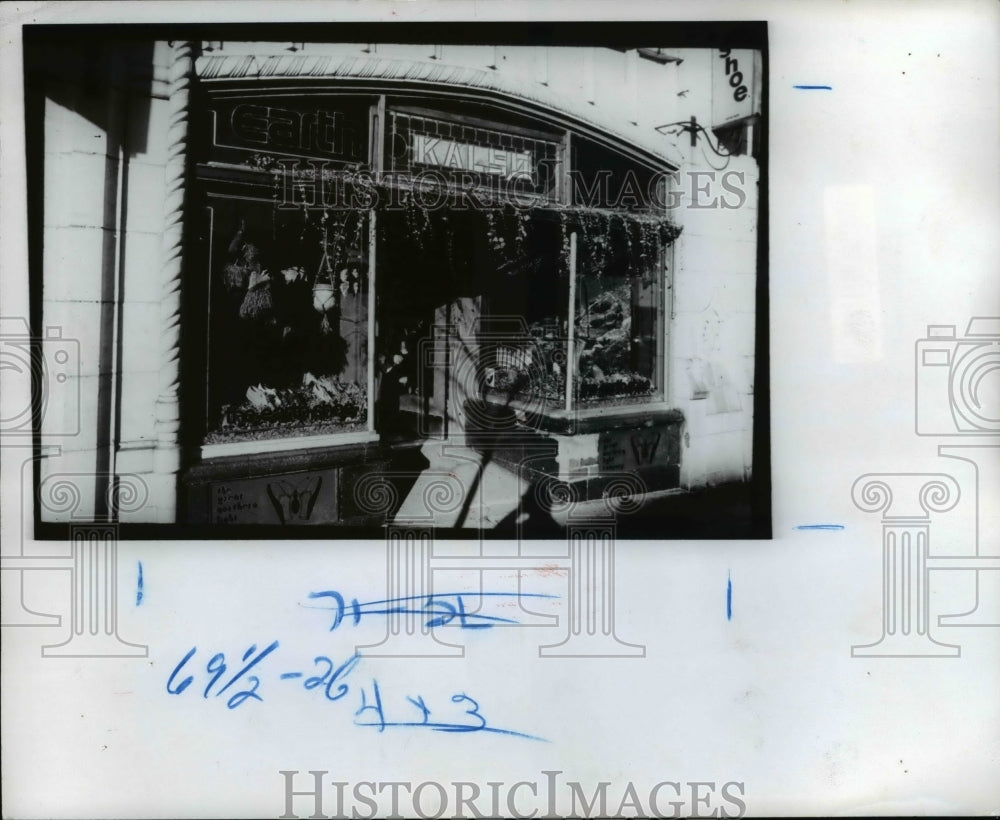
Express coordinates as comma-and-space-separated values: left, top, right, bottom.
153, 40, 196, 523
851, 473, 962, 657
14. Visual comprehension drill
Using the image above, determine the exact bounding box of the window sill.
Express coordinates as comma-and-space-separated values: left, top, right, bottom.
480, 392, 683, 435
200, 429, 379, 460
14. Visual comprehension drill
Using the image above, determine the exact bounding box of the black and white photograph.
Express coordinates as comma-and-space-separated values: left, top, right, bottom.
3, 2, 999, 818
23, 22, 769, 537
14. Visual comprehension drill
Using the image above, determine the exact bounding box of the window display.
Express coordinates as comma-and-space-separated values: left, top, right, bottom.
480, 207, 677, 412
195, 95, 680, 451
204, 198, 370, 445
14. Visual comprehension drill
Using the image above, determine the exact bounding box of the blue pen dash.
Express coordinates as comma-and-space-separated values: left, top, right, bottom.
793, 84, 832, 90
796, 524, 845, 531
136, 561, 144, 606
726, 572, 732, 621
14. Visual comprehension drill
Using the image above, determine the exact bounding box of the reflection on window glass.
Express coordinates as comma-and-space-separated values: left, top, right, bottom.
479, 216, 568, 410
479, 210, 667, 411
205, 200, 369, 444
575, 270, 658, 405
571, 215, 663, 407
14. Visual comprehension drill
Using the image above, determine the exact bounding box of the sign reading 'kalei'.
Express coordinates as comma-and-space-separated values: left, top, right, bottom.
410, 132, 533, 180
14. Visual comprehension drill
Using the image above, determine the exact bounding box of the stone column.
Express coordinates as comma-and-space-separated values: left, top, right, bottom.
152, 41, 196, 523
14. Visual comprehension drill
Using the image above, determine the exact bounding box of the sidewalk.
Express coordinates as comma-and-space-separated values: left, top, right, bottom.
391, 439, 766, 538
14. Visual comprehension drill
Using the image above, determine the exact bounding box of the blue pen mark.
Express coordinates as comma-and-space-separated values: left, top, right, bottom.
305, 590, 558, 631
136, 562, 144, 606
793, 84, 832, 90
166, 634, 545, 739
353, 682, 547, 741
796, 524, 845, 531
726, 572, 733, 621
355, 719, 548, 742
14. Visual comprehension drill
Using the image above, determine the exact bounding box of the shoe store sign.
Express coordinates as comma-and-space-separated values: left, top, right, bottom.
711, 48, 762, 127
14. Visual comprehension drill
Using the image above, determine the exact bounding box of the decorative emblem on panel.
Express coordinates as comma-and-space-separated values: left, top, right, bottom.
266, 476, 323, 524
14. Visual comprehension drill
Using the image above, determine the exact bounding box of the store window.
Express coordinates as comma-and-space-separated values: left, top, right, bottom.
203, 197, 370, 446
193, 93, 375, 450
373, 196, 676, 422
479, 210, 673, 413
191, 91, 680, 451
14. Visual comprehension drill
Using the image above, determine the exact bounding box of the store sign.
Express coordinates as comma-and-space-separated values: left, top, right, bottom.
210, 470, 338, 525
711, 48, 761, 127
410, 133, 533, 181
211, 100, 367, 162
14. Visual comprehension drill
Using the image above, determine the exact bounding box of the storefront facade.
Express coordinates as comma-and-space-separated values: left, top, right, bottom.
30, 37, 763, 533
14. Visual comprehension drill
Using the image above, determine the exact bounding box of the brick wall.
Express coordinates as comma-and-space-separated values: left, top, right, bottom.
38, 42, 171, 522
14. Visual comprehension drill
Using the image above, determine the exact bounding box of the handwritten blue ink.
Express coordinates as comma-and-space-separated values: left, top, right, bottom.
135, 561, 144, 606
166, 647, 197, 695
167, 639, 543, 739
355, 679, 386, 731
796, 524, 845, 531
166, 641, 279, 709
301, 654, 361, 701
726, 572, 733, 621
217, 642, 280, 696
407, 694, 432, 723
353, 680, 546, 741
306, 590, 558, 631
356, 719, 547, 741
793, 85, 832, 90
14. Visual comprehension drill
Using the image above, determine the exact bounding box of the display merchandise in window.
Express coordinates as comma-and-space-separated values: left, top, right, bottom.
204, 199, 370, 444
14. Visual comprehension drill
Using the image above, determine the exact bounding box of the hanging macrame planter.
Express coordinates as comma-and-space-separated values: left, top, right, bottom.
312, 225, 338, 334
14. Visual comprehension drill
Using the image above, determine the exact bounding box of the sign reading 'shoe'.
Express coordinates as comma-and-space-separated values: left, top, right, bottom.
711, 48, 762, 128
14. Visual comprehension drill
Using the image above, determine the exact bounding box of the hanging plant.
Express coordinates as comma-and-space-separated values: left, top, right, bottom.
311, 212, 339, 334
359, 176, 681, 280
239, 266, 276, 322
